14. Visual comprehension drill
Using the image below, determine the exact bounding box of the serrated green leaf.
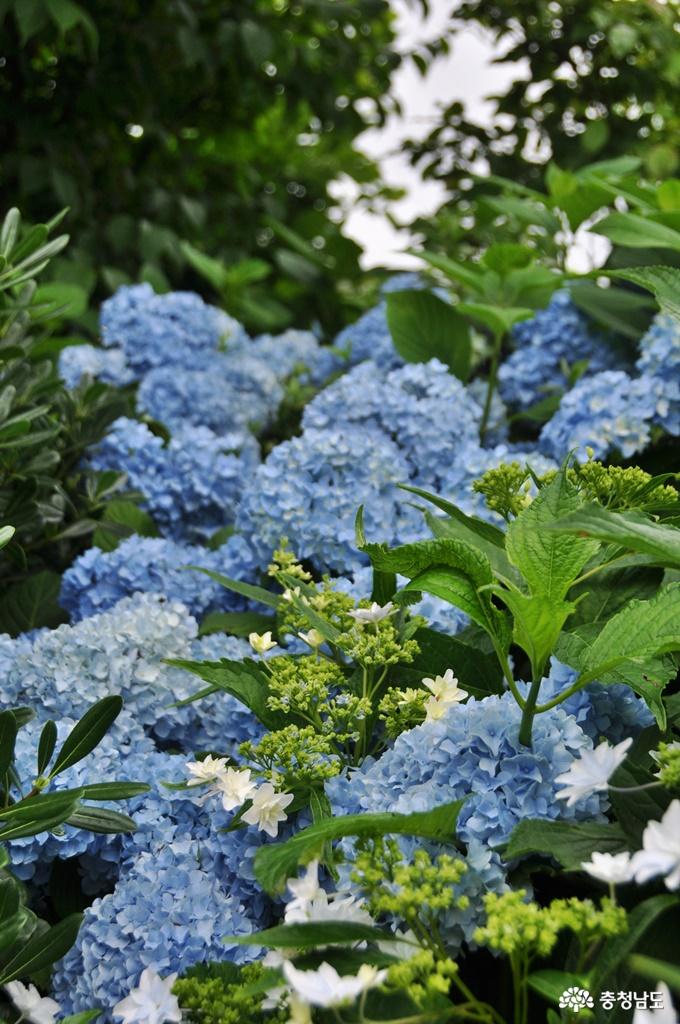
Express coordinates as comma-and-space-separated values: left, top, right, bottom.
504, 819, 629, 869
491, 587, 575, 678
550, 504, 680, 570
254, 800, 465, 894
607, 266, 680, 321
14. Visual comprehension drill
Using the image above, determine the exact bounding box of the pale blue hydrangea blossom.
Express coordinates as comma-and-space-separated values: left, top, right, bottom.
636, 313, 680, 436
58, 344, 135, 389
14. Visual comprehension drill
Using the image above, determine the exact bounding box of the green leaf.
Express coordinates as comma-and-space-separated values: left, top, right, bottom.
567, 565, 663, 628
199, 611, 275, 638
401, 626, 504, 699
550, 504, 680, 570
254, 800, 465, 894
609, 757, 672, 847
0, 209, 20, 258
592, 212, 680, 252
504, 819, 629, 869
50, 696, 123, 778
0, 790, 83, 841
227, 921, 394, 948
167, 658, 288, 730
628, 955, 680, 994
0, 525, 15, 549
417, 251, 486, 295
37, 720, 57, 775
528, 970, 589, 1006
0, 912, 83, 985
506, 471, 600, 600
188, 567, 281, 610
180, 242, 228, 291
78, 781, 149, 801
92, 500, 158, 552
607, 266, 680, 321
65, 806, 137, 834
569, 282, 655, 340
0, 711, 18, 778
457, 302, 533, 338
386, 290, 471, 380
0, 571, 68, 636
61, 1014, 101, 1024
492, 588, 575, 679
590, 896, 678, 993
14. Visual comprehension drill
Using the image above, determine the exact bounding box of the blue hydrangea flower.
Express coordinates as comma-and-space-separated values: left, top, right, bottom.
326, 692, 605, 850
100, 284, 246, 375
539, 370, 657, 461
137, 355, 282, 435
231, 328, 345, 387
60, 534, 260, 621
636, 313, 680, 435
498, 291, 621, 410
236, 425, 422, 575
58, 344, 135, 389
336, 301, 403, 371
523, 658, 654, 745
302, 360, 483, 490
90, 417, 260, 541
52, 830, 271, 1019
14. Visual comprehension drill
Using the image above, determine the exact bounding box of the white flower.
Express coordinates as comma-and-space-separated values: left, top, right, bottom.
185, 754, 229, 786
633, 984, 678, 1023
555, 737, 633, 806
286, 891, 373, 927
249, 630, 277, 654
422, 669, 468, 721
4, 982, 61, 1024
215, 767, 258, 811
282, 961, 387, 1008
298, 629, 325, 648
284, 860, 324, 920
283, 586, 301, 602
112, 967, 182, 1024
581, 851, 633, 885
348, 602, 395, 625
376, 928, 420, 960
631, 800, 680, 891
242, 782, 294, 837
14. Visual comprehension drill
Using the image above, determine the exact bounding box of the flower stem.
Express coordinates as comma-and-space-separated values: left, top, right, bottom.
518, 677, 541, 746
479, 330, 505, 442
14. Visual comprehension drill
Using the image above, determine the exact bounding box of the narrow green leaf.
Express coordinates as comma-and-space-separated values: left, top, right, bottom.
227, 921, 394, 948
199, 611, 275, 638
66, 806, 137, 834
50, 696, 123, 778
0, 912, 83, 985
590, 896, 678, 992
0, 711, 17, 778
79, 781, 149, 801
188, 566, 281, 610
0, 790, 83, 841
628, 955, 680, 994
37, 720, 57, 775
592, 212, 680, 252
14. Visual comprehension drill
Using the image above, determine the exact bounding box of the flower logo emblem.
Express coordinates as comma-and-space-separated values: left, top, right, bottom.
559, 987, 595, 1012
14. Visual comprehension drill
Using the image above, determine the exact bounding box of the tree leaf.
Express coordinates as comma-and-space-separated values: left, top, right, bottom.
592, 212, 680, 252
506, 471, 600, 600
504, 819, 629, 869
254, 800, 465, 894
386, 290, 471, 380
37, 720, 57, 775
550, 504, 680, 570
227, 921, 394, 948
50, 696, 123, 777
0, 912, 83, 985
65, 806, 137, 834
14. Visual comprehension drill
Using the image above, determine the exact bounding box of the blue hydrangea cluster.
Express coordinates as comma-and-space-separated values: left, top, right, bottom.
302, 359, 483, 489
525, 658, 654, 745
498, 291, 621, 410
232, 328, 346, 387
236, 424, 422, 574
137, 357, 283, 435
89, 417, 260, 542
5, 592, 263, 754
635, 313, 680, 436
58, 343, 136, 389
60, 534, 259, 620
539, 370, 658, 461
336, 301, 403, 371
99, 283, 245, 375
326, 692, 605, 850
52, 831, 270, 1020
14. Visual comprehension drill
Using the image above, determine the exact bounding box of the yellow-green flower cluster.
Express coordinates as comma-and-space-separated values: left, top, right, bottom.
378, 686, 428, 739
652, 741, 680, 789
266, 655, 344, 717
473, 461, 536, 520
352, 839, 469, 930
474, 890, 626, 957
267, 539, 313, 582
344, 616, 421, 668
174, 963, 284, 1024
387, 949, 460, 1006
240, 724, 341, 786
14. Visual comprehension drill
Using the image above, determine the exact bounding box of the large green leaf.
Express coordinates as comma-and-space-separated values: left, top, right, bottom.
592, 212, 680, 252
567, 565, 664, 629
550, 504, 680, 570
92, 500, 158, 552
0, 571, 67, 636
504, 819, 629, 869
386, 290, 471, 380
569, 281, 655, 340
506, 472, 600, 600
400, 627, 503, 699
167, 657, 289, 730
607, 266, 680, 321
50, 696, 122, 778
492, 588, 575, 678
0, 912, 83, 985
254, 800, 465, 894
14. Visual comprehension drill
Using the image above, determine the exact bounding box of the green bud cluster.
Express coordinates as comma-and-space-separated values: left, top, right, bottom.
267, 539, 313, 582
651, 741, 680, 788
378, 686, 427, 739
387, 949, 459, 1006
266, 655, 344, 717
344, 617, 420, 668
351, 839, 468, 931
240, 724, 341, 785
174, 962, 285, 1024
473, 462, 535, 520
474, 890, 626, 957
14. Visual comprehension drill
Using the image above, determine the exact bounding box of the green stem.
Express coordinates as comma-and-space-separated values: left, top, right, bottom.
479, 330, 504, 442
518, 677, 541, 746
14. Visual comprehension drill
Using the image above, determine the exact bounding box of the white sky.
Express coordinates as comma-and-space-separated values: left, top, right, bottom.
335, 0, 524, 268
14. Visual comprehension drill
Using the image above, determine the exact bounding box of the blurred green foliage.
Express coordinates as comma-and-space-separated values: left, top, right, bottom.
0, 0, 441, 333
406, 0, 680, 194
